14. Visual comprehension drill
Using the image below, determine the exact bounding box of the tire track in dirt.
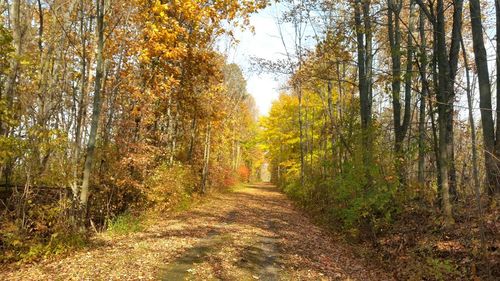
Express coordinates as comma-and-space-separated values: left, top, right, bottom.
1, 183, 392, 280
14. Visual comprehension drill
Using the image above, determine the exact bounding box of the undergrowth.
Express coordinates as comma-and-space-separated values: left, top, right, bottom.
106, 211, 144, 236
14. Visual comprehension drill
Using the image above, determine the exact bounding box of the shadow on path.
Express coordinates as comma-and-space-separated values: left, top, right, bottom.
1, 183, 391, 280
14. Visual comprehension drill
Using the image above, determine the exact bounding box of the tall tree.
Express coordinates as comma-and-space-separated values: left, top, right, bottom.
388, 0, 414, 185
469, 0, 498, 195
354, 0, 373, 178
417, 6, 427, 185
436, 0, 454, 225
80, 0, 105, 213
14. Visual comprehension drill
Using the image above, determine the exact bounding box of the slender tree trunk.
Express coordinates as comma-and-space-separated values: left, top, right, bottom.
36, 0, 43, 53
461, 34, 487, 274
80, 0, 105, 215
298, 84, 305, 186
235, 141, 240, 170
201, 122, 211, 193
429, 95, 441, 191
103, 45, 125, 148
363, 0, 373, 107
469, 0, 497, 195
169, 111, 179, 165
402, 1, 414, 142
388, 0, 402, 153
447, 0, 464, 200
4, 0, 21, 118
72, 0, 88, 200
418, 8, 427, 184
1, 0, 23, 185
354, 0, 372, 180
431, 18, 443, 196
336, 63, 344, 173
388, 0, 412, 185
402, 1, 415, 184
327, 80, 336, 172
188, 117, 197, 163
309, 107, 315, 168
495, 0, 500, 195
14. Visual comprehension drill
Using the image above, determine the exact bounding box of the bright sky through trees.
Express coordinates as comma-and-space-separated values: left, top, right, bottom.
226, 2, 316, 116
225, 5, 282, 116
1, 1, 499, 279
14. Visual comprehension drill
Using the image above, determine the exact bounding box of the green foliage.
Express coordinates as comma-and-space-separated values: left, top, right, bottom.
424, 257, 459, 281
20, 233, 87, 262
280, 135, 399, 233
283, 179, 307, 204
0, 225, 87, 263
173, 192, 193, 212
107, 211, 144, 236
330, 151, 398, 231
0, 22, 13, 71
261, 90, 400, 235
0, 134, 22, 165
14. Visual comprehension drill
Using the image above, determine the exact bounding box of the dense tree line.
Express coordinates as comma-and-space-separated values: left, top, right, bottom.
261, 0, 498, 278
0, 0, 498, 278
0, 0, 264, 262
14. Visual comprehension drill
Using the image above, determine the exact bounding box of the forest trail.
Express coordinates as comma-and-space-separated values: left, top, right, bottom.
2, 184, 391, 280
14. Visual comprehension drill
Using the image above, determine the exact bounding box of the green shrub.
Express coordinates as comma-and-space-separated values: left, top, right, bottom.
424, 257, 459, 281
278, 130, 399, 235
333, 155, 398, 230
107, 211, 143, 235
17, 232, 87, 263
173, 192, 193, 212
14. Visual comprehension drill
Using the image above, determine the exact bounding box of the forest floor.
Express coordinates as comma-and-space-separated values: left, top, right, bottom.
1, 183, 391, 280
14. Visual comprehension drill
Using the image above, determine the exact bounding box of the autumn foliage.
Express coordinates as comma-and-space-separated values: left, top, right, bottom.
0, 0, 266, 263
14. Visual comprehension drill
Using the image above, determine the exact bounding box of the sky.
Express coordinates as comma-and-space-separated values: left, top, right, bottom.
223, 5, 288, 116
221, 2, 498, 119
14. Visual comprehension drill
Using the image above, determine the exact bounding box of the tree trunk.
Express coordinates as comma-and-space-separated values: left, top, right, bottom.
298, 84, 305, 187
469, 0, 497, 195
201, 123, 211, 193
4, 0, 21, 118
80, 0, 105, 215
417, 8, 427, 185
435, 0, 454, 225
495, 0, 500, 195
461, 33, 487, 270
188, 117, 197, 163
354, 0, 372, 180
72, 0, 88, 201
388, 0, 413, 186
363, 0, 373, 108
388, 0, 402, 154
446, 0, 464, 200
1, 0, 23, 185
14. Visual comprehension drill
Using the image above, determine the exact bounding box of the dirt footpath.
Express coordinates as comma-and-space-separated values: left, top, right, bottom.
2, 183, 392, 280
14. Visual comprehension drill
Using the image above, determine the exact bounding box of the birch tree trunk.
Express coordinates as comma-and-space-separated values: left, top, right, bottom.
201, 123, 211, 193
72, 0, 88, 201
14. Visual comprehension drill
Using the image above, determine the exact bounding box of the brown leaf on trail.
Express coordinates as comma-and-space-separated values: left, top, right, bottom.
1, 184, 391, 280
